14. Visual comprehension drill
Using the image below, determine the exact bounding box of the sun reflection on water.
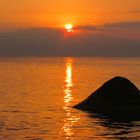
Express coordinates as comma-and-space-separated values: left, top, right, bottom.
64, 59, 73, 109
61, 58, 80, 139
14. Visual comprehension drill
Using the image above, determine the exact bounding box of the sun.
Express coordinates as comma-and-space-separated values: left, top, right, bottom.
64, 24, 73, 32
65, 24, 73, 30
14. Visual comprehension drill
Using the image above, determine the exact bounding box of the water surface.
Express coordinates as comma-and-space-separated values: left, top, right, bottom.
0, 57, 140, 140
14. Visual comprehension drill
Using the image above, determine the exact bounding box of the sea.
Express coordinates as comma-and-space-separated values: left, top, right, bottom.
0, 57, 140, 140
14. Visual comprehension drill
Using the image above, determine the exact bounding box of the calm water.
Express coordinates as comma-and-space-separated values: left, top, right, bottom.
0, 57, 140, 140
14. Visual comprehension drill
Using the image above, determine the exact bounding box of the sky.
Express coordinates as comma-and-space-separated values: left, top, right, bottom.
0, 0, 140, 29
0, 0, 140, 56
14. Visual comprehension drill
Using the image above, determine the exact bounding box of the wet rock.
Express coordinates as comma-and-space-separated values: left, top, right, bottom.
73, 76, 140, 113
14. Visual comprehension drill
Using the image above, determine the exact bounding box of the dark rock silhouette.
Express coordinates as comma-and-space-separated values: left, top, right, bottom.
73, 76, 140, 113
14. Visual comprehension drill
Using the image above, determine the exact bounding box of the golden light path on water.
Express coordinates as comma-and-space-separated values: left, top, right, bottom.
61, 58, 80, 139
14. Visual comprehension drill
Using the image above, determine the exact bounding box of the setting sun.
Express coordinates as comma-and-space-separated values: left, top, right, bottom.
65, 24, 73, 32
65, 24, 73, 30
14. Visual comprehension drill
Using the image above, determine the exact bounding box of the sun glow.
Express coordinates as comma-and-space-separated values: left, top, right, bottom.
65, 24, 73, 32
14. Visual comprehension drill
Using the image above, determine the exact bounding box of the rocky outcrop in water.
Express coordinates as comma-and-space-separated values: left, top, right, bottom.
73, 76, 140, 113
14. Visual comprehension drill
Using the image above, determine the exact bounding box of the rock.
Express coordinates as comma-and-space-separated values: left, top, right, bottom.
73, 76, 140, 113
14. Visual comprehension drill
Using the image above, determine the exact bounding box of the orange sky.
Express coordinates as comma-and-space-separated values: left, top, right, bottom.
0, 0, 140, 30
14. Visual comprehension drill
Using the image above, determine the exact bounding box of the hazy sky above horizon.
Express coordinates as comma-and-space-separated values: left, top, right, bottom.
0, 0, 140, 30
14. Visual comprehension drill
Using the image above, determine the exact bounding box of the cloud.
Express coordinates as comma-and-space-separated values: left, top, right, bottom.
129, 9, 140, 13
102, 21, 140, 30
0, 27, 140, 56
76, 21, 140, 31
75, 25, 97, 30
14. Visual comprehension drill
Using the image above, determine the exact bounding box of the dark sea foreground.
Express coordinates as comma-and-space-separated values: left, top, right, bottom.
0, 57, 140, 140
